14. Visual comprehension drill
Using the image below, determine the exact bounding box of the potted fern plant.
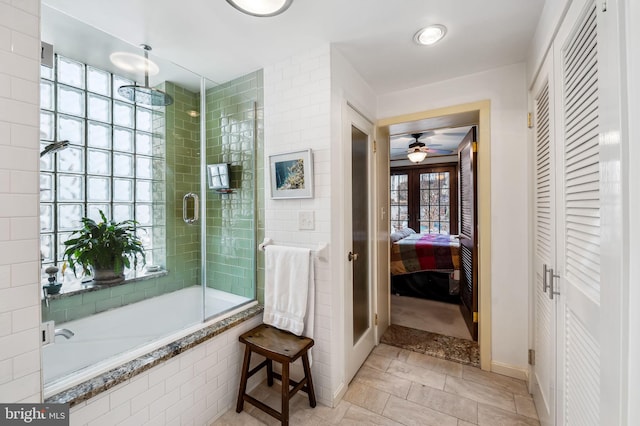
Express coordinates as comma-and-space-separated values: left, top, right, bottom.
63, 210, 146, 284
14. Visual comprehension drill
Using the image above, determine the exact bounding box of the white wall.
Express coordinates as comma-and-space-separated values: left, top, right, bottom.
262, 45, 334, 404
0, 0, 43, 404
623, 0, 639, 423
526, 0, 571, 86
377, 63, 530, 372
261, 44, 378, 407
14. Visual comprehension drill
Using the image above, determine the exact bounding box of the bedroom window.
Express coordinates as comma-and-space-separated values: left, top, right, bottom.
390, 165, 458, 235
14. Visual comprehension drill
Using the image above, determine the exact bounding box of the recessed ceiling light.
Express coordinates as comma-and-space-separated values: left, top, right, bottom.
414, 25, 447, 46
226, 0, 293, 17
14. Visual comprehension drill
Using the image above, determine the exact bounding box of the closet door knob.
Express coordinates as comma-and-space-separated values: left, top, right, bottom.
348, 251, 359, 262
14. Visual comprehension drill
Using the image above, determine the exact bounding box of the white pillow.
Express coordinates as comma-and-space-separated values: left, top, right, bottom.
390, 231, 404, 243
402, 228, 416, 238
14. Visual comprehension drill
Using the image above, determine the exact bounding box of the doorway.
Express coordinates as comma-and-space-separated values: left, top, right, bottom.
377, 101, 492, 370
344, 105, 376, 383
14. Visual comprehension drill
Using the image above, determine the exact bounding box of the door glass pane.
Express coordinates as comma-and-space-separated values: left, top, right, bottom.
351, 126, 369, 344
390, 173, 408, 232
419, 171, 451, 234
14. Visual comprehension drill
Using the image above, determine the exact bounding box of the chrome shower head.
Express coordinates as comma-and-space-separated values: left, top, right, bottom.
117, 45, 174, 107
40, 140, 69, 157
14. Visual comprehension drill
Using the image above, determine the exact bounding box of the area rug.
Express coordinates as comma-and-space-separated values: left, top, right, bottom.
380, 324, 480, 367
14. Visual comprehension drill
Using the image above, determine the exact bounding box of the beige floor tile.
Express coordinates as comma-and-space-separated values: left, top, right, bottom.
308, 399, 352, 424
477, 403, 540, 426
340, 404, 403, 426
353, 366, 412, 398
405, 351, 464, 378
211, 410, 266, 425
462, 365, 529, 396
343, 381, 391, 414
382, 395, 458, 426
386, 359, 446, 390
407, 382, 478, 424
514, 395, 539, 420
372, 344, 410, 361
444, 376, 516, 413
364, 353, 393, 372
458, 420, 476, 426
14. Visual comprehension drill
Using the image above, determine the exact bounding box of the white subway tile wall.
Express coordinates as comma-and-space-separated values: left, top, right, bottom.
263, 45, 333, 404
0, 0, 42, 404
69, 315, 262, 426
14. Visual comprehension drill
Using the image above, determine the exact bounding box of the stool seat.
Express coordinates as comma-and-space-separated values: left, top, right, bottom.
236, 324, 316, 425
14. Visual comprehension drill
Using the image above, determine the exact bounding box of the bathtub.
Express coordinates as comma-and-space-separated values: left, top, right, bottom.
43, 286, 252, 395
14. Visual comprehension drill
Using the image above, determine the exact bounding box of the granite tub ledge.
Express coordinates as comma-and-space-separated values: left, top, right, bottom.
44, 304, 263, 407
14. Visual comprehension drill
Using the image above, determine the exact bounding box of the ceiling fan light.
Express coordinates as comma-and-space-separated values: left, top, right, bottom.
414, 25, 447, 46
226, 0, 293, 16
407, 146, 428, 163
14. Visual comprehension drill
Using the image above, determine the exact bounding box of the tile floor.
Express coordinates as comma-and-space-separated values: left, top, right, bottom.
213, 343, 540, 425
391, 294, 472, 340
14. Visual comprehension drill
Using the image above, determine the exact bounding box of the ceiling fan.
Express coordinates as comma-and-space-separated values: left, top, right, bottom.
407, 132, 454, 162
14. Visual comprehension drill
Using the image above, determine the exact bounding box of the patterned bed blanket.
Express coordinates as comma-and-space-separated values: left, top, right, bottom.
390, 233, 460, 275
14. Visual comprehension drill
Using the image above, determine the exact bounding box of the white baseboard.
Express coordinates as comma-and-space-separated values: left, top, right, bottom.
332, 382, 347, 407
491, 361, 529, 383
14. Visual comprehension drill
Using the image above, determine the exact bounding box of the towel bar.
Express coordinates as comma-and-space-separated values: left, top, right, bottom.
258, 238, 328, 262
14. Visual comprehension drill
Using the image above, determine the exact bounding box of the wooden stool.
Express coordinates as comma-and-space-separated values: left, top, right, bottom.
236, 324, 316, 425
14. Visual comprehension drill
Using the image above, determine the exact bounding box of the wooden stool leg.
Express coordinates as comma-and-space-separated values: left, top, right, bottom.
266, 359, 274, 387
281, 362, 290, 426
302, 353, 316, 407
235, 346, 252, 413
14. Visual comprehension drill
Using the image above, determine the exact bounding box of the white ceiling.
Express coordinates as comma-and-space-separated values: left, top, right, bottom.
42, 0, 544, 95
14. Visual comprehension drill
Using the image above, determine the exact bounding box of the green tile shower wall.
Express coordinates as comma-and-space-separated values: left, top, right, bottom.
205, 70, 264, 300
42, 73, 264, 323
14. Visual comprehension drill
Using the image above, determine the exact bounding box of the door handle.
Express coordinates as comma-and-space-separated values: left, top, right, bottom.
348, 251, 359, 262
548, 267, 560, 300
543, 264, 549, 293
182, 192, 199, 224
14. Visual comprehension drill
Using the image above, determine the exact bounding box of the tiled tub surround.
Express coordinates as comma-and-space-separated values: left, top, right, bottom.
44, 295, 261, 407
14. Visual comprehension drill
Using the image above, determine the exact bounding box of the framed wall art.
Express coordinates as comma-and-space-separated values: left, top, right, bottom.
269, 149, 313, 199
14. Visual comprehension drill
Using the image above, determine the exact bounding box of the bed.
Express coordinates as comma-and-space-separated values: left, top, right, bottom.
390, 229, 460, 302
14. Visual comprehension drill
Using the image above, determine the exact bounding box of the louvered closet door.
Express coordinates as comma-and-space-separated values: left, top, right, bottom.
554, 0, 601, 423
531, 52, 557, 426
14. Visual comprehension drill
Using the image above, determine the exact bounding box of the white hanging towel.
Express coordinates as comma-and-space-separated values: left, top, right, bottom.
263, 245, 315, 338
